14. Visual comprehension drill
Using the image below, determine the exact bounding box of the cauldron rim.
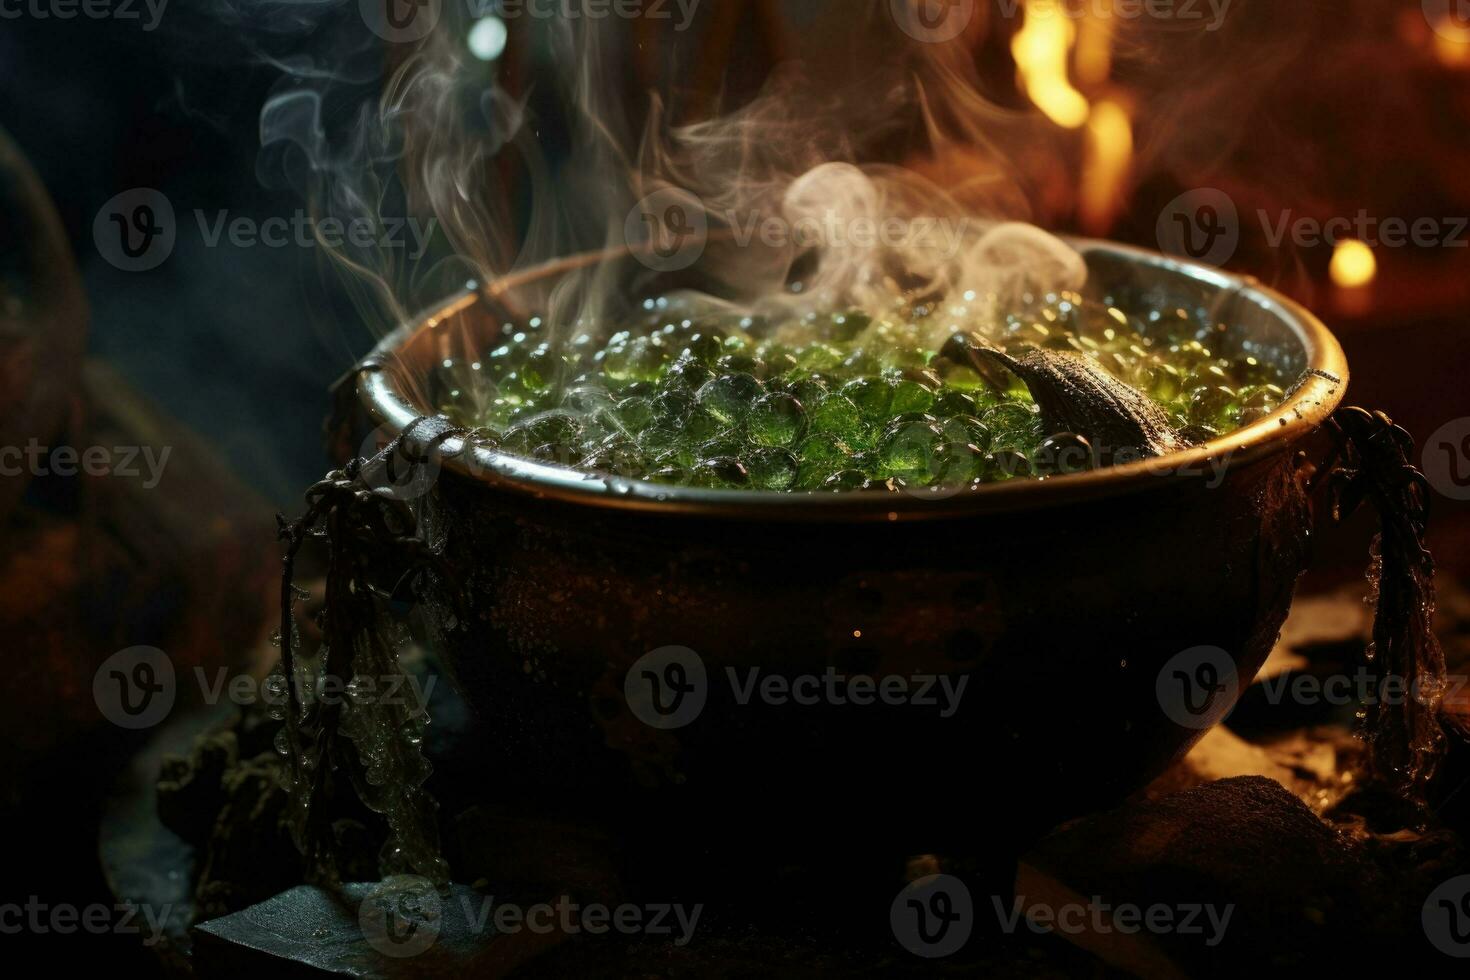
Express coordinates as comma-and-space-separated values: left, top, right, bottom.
357, 238, 1347, 522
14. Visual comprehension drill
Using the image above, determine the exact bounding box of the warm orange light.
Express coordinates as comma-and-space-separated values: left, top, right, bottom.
1330, 239, 1377, 288
1079, 98, 1133, 235
1433, 16, 1470, 67
1012, 0, 1089, 129
1074, 13, 1114, 87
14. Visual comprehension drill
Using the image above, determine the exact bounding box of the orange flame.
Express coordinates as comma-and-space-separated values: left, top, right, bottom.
1012, 0, 1089, 129
1079, 98, 1133, 235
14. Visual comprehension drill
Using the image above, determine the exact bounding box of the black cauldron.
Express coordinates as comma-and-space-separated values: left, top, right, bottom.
346, 241, 1347, 895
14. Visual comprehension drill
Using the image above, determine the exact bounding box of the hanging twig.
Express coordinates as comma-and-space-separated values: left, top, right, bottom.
1327, 407, 1447, 797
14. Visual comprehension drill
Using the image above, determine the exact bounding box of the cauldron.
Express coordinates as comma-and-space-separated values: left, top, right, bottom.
348, 241, 1347, 897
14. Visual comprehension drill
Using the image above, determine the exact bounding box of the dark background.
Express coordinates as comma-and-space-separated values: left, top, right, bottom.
3, 0, 1468, 972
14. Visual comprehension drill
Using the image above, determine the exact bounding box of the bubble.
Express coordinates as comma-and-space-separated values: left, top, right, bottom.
749, 393, 808, 447
603, 336, 669, 384
879, 418, 944, 484
696, 373, 763, 425
984, 449, 1035, 482
613, 396, 655, 435
429, 291, 1292, 492
889, 378, 936, 416
808, 395, 867, 445
840, 377, 895, 419
1036, 433, 1095, 475
822, 469, 872, 491
690, 457, 750, 489
745, 448, 800, 490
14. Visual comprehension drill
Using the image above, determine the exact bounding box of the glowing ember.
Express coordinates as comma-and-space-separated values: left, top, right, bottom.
1329, 239, 1376, 289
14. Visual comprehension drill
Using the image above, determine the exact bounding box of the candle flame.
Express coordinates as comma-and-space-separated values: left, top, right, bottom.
1079, 98, 1133, 235
1330, 239, 1376, 288
1012, 0, 1089, 129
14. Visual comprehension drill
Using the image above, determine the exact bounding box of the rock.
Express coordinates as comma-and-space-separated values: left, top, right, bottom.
1022, 776, 1421, 976
192, 882, 559, 978
0, 361, 277, 801
0, 128, 88, 521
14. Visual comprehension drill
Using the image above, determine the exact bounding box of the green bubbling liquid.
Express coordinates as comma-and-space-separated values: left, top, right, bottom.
431, 292, 1290, 491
